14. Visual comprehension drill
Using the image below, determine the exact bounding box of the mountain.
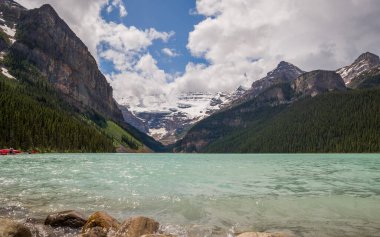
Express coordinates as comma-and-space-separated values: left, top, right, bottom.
292, 70, 346, 97
348, 65, 380, 89
337, 52, 380, 84
11, 4, 122, 121
204, 88, 380, 153
173, 55, 380, 153
0, 1, 164, 152
123, 61, 302, 145
121, 88, 249, 145
250, 61, 305, 97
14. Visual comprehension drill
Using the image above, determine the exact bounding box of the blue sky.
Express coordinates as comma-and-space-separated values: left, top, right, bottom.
100, 0, 206, 75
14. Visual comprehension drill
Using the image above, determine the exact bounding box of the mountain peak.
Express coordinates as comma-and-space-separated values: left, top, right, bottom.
39, 4, 57, 14
266, 61, 304, 78
337, 52, 380, 83
354, 52, 380, 65
277, 61, 292, 67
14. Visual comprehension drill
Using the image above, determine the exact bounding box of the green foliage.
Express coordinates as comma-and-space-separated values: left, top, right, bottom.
205, 89, 380, 153
0, 52, 154, 152
0, 75, 115, 152
121, 135, 139, 150
102, 121, 142, 150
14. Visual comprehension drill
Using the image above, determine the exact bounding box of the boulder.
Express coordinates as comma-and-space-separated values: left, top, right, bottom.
141, 235, 173, 237
81, 226, 108, 237
116, 216, 159, 237
45, 210, 87, 228
0, 218, 32, 237
237, 232, 292, 237
82, 212, 120, 235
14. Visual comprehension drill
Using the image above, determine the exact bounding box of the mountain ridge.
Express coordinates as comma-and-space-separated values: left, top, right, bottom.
173, 52, 380, 153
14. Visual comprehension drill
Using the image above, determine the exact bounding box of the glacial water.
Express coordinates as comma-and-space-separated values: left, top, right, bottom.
0, 153, 379, 237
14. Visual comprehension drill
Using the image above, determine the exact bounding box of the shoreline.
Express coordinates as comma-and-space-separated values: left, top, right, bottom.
0, 210, 294, 237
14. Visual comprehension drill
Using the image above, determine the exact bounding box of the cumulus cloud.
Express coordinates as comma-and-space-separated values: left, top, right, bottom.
175, 0, 380, 93
15, 0, 380, 110
162, 48, 179, 57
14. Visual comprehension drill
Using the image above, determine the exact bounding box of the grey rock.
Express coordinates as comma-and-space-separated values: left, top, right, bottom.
292, 70, 346, 97
45, 210, 87, 229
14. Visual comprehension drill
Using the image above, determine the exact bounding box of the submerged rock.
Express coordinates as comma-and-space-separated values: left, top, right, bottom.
82, 212, 120, 236
45, 210, 87, 229
237, 232, 293, 237
116, 216, 159, 237
0, 218, 32, 237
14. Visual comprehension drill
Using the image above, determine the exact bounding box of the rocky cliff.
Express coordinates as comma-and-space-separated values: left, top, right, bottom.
292, 70, 346, 97
10, 4, 123, 121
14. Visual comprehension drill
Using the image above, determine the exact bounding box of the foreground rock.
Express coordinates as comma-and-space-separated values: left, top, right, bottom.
237, 232, 293, 237
45, 210, 87, 228
82, 211, 121, 236
116, 217, 159, 237
0, 218, 32, 237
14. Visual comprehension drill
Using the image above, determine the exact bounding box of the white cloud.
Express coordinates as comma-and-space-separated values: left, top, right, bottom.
162, 48, 179, 57
173, 0, 380, 95
15, 0, 380, 111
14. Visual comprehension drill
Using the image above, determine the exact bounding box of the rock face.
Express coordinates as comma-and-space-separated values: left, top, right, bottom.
116, 216, 159, 237
0, 218, 32, 237
45, 210, 87, 229
249, 61, 305, 98
337, 52, 380, 84
119, 104, 149, 134
11, 4, 123, 121
292, 70, 346, 97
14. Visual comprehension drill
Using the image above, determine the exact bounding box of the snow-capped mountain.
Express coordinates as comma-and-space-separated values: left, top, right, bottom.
249, 61, 305, 97
119, 87, 249, 144
337, 52, 380, 84
120, 61, 304, 144
227, 61, 305, 107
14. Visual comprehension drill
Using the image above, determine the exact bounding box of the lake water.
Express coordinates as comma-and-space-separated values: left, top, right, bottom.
0, 154, 379, 237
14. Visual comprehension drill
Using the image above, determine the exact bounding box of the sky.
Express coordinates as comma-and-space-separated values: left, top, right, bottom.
16, 0, 380, 109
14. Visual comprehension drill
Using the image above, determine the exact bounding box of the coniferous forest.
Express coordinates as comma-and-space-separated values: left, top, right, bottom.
204, 88, 380, 153
0, 74, 115, 152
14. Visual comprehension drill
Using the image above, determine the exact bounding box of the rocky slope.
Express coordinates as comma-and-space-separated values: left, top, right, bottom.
244, 61, 304, 100
10, 4, 123, 121
173, 53, 380, 152
292, 70, 346, 97
337, 52, 380, 84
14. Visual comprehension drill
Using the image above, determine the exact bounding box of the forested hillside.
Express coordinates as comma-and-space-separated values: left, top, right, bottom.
205, 88, 380, 153
0, 75, 115, 152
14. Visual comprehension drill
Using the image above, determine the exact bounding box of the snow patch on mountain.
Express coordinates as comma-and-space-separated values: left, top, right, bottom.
118, 86, 249, 144
337, 52, 380, 84
1, 67, 15, 79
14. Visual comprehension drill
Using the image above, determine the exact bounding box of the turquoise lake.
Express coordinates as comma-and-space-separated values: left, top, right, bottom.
0, 154, 380, 236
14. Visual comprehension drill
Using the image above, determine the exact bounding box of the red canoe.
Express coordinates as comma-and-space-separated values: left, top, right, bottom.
0, 149, 22, 155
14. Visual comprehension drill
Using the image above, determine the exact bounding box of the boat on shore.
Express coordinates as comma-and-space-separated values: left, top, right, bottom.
0, 149, 38, 155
